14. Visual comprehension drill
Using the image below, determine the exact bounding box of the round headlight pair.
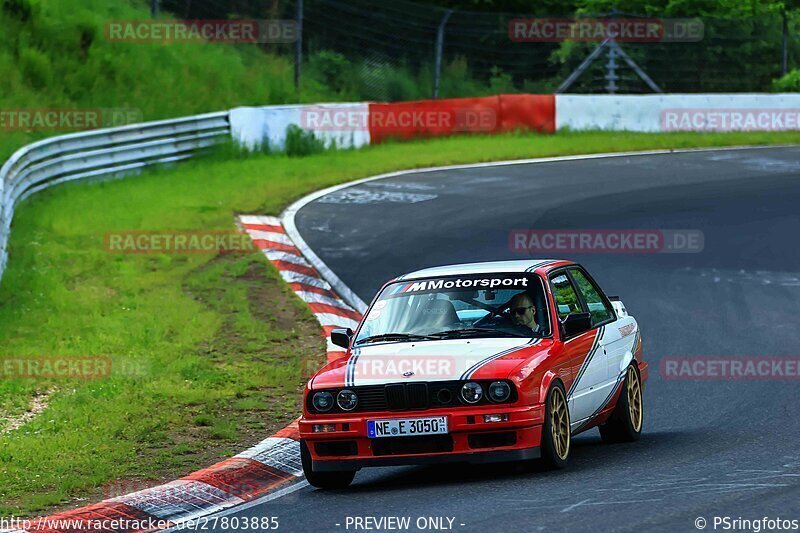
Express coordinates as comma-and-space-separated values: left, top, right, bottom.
460, 381, 511, 404
312, 390, 358, 412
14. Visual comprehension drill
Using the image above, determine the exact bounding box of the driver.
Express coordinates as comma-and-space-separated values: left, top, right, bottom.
508, 293, 541, 334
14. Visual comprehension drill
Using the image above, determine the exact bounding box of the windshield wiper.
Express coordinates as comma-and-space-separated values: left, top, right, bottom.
355, 333, 437, 345
428, 328, 530, 339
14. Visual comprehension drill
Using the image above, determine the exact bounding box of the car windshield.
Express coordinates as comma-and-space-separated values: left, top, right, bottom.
355, 274, 550, 345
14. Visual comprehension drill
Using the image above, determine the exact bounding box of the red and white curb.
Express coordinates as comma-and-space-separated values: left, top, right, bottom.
6, 425, 304, 533
8, 218, 360, 533
238, 215, 363, 364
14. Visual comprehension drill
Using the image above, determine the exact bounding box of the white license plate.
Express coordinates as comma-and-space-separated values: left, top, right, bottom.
367, 416, 448, 438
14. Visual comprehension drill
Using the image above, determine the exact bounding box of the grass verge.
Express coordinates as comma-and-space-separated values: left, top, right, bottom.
1, 129, 799, 515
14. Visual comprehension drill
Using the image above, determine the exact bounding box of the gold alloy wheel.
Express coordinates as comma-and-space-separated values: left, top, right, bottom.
549, 387, 570, 460
626, 366, 643, 432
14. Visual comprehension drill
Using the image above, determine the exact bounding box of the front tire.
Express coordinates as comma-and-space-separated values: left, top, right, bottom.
540, 382, 571, 469
599, 364, 643, 443
300, 440, 356, 489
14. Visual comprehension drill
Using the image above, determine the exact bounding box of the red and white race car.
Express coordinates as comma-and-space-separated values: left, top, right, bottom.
299, 260, 647, 488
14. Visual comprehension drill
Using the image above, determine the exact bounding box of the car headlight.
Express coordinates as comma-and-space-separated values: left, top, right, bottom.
488, 381, 511, 402
461, 382, 483, 404
312, 391, 334, 412
337, 389, 358, 411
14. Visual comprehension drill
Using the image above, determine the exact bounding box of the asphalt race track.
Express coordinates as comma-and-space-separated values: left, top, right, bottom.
212, 147, 800, 532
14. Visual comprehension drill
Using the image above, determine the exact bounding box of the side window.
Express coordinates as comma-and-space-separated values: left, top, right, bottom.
570, 269, 613, 326
550, 274, 583, 320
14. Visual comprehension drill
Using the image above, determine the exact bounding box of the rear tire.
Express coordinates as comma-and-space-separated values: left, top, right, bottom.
599, 364, 643, 443
300, 440, 356, 489
540, 382, 571, 469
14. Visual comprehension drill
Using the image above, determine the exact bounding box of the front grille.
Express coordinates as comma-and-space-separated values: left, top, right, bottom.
407, 383, 428, 409
356, 386, 388, 411
386, 384, 406, 409
372, 435, 453, 456
307, 380, 517, 414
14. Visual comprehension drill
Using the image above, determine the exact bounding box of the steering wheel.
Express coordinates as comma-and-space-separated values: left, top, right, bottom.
474, 304, 513, 327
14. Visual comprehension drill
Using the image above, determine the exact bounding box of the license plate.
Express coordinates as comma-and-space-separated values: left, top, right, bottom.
367, 416, 448, 438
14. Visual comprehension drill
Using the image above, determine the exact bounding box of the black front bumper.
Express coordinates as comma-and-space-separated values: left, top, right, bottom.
312, 446, 541, 472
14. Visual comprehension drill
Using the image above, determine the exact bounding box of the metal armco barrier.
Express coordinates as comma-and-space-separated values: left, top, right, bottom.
0, 111, 230, 284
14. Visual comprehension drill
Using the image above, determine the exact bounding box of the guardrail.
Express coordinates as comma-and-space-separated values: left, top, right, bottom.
0, 111, 231, 284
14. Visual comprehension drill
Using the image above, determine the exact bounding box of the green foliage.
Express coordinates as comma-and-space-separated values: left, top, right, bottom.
489, 66, 516, 94
2, 0, 35, 21
0, 0, 306, 160
18, 46, 52, 89
773, 69, 800, 91
307, 50, 353, 95
284, 124, 327, 157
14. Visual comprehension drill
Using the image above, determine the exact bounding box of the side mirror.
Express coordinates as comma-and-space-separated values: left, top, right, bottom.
330, 327, 354, 349
561, 312, 592, 337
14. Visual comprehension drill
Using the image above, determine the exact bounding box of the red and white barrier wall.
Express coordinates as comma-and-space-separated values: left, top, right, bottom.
230, 93, 800, 149
230, 103, 372, 150
555, 94, 800, 132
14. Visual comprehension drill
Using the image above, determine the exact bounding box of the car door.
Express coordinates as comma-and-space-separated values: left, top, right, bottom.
567, 267, 624, 417
549, 271, 606, 425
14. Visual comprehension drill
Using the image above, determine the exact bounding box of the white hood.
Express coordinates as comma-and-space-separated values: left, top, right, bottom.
346, 338, 532, 387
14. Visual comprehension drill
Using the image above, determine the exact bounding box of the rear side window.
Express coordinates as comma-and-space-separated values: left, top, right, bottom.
570, 269, 613, 326
551, 274, 582, 320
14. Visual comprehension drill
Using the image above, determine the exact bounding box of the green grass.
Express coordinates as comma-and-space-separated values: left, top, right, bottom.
1, 129, 799, 516
0, 0, 346, 161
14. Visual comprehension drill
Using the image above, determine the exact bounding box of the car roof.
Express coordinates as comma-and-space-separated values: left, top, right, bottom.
395, 259, 571, 281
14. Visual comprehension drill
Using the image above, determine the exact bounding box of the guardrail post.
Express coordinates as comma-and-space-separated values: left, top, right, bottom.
433, 9, 454, 99
295, 0, 304, 90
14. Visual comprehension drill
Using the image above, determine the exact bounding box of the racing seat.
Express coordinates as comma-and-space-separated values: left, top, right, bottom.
415, 298, 460, 329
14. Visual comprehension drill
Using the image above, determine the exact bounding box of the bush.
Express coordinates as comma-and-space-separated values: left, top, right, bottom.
2, 0, 34, 21
284, 124, 326, 157
489, 66, 517, 94
307, 50, 352, 95
355, 59, 422, 102
773, 69, 800, 91
18, 46, 52, 89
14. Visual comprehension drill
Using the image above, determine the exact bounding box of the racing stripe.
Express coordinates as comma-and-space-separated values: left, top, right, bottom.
345, 347, 362, 387
571, 366, 627, 433
566, 326, 605, 399
460, 339, 540, 380
525, 260, 557, 272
